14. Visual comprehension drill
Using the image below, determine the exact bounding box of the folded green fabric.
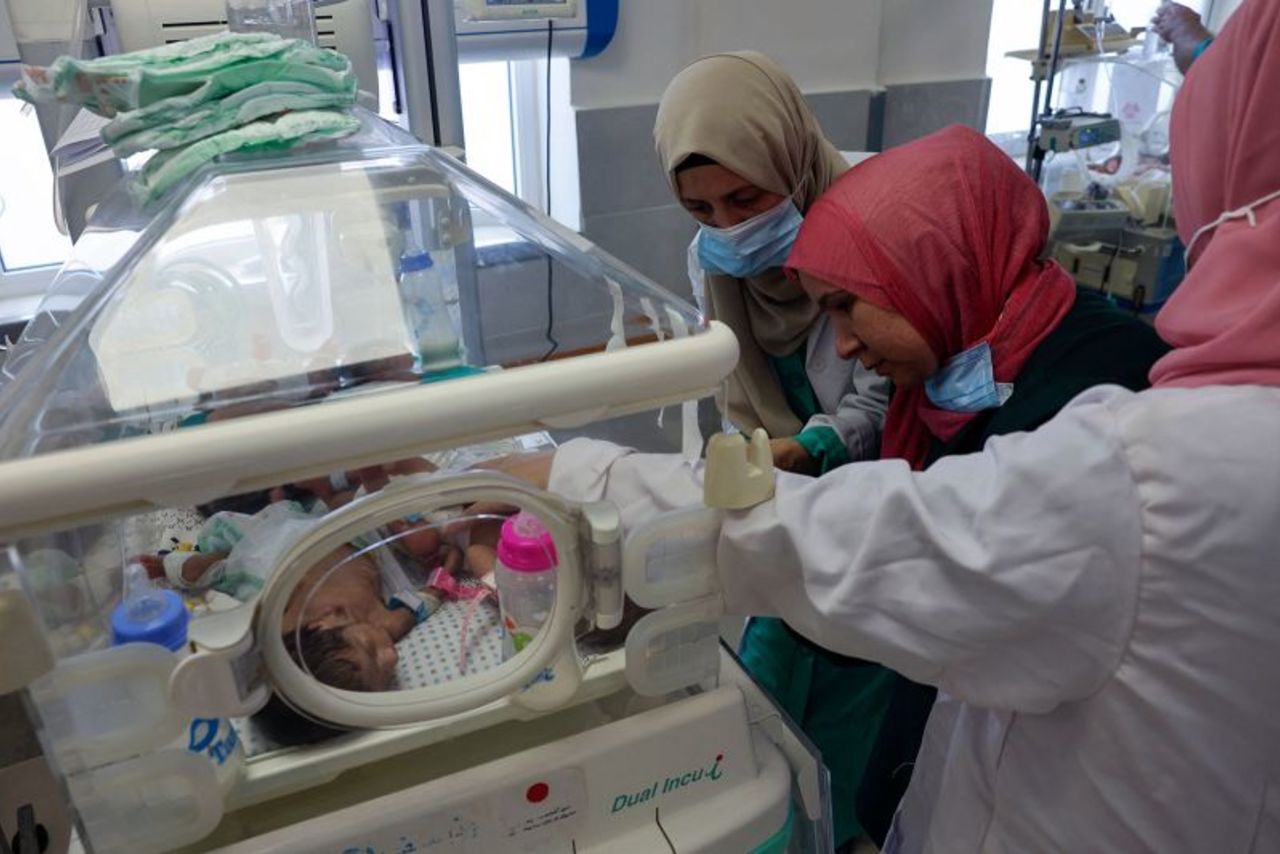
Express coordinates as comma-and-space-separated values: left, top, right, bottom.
15, 32, 345, 117
133, 110, 361, 204
106, 73, 356, 155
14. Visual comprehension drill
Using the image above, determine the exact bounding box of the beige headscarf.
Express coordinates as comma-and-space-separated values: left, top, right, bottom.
654, 51, 849, 438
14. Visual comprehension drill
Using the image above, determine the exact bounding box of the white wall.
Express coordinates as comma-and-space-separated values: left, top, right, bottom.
571, 0, 885, 109
571, 0, 698, 108
692, 0, 882, 93
547, 55, 581, 231
878, 0, 995, 85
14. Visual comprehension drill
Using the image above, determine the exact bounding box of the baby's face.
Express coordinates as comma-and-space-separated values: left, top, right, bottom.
334, 622, 400, 691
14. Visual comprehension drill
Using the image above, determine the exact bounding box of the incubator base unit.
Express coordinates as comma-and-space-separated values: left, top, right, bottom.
1053, 224, 1185, 315
195, 658, 826, 854
1048, 192, 1131, 244
0, 110, 832, 852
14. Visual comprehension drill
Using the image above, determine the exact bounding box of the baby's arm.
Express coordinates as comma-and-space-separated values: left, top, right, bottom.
140, 551, 231, 590
461, 516, 501, 583
386, 518, 445, 565
175, 552, 229, 584
466, 544, 496, 579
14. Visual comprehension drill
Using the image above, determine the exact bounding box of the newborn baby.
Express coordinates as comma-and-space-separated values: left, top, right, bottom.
141, 461, 497, 692
279, 535, 466, 691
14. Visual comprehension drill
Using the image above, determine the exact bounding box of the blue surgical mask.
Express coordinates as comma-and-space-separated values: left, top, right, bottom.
697, 197, 804, 278
924, 341, 1014, 412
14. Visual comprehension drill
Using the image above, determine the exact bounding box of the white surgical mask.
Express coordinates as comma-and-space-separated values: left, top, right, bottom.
697, 197, 804, 278
924, 341, 1014, 413
1184, 187, 1280, 267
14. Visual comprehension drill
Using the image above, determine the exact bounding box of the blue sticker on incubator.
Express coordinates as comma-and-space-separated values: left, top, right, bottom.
189, 718, 219, 753
188, 717, 238, 766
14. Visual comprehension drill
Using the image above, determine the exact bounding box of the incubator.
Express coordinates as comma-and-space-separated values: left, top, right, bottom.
0, 111, 834, 852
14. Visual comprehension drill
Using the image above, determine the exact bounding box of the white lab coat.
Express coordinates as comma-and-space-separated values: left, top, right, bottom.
687, 239, 889, 462
548, 384, 1280, 853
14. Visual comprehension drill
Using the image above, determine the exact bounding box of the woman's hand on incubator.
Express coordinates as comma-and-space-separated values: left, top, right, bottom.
770, 437, 819, 476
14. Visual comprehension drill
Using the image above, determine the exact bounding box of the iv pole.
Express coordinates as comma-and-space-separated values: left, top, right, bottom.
1027, 0, 1071, 182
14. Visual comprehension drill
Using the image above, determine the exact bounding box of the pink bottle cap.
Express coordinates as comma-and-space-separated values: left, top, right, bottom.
497, 512, 558, 573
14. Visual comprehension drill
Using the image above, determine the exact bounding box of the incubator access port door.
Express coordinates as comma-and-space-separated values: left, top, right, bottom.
245, 472, 595, 729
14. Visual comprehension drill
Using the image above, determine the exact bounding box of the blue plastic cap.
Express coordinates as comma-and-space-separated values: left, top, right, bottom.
400, 252, 434, 274
111, 589, 189, 652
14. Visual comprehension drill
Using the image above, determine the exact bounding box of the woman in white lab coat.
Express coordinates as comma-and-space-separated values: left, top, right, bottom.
654, 51, 890, 849
494, 2, 1280, 849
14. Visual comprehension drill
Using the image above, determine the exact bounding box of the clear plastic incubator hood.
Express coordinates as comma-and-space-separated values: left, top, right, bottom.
0, 111, 834, 853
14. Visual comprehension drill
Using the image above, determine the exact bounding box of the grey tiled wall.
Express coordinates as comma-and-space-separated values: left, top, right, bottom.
576, 105, 672, 219
474, 258, 615, 364
807, 89, 877, 152
582, 205, 699, 299
880, 77, 992, 150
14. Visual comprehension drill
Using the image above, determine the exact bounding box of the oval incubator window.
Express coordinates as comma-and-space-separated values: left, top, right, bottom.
254, 475, 588, 730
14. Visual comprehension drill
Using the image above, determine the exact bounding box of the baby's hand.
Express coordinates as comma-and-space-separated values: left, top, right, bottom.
137, 551, 229, 588
465, 544, 497, 580
137, 554, 165, 580
387, 517, 445, 562
437, 543, 464, 578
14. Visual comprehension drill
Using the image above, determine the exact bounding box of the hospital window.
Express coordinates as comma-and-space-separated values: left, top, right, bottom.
0, 65, 72, 323
459, 56, 568, 229
459, 61, 521, 200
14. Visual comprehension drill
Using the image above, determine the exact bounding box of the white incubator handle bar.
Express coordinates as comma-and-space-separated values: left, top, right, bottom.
0, 323, 739, 544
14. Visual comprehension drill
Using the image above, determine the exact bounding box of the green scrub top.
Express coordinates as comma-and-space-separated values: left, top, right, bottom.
737, 347, 892, 848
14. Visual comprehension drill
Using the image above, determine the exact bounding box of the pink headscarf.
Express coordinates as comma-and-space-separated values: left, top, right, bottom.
785, 125, 1077, 469
1150, 0, 1280, 388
